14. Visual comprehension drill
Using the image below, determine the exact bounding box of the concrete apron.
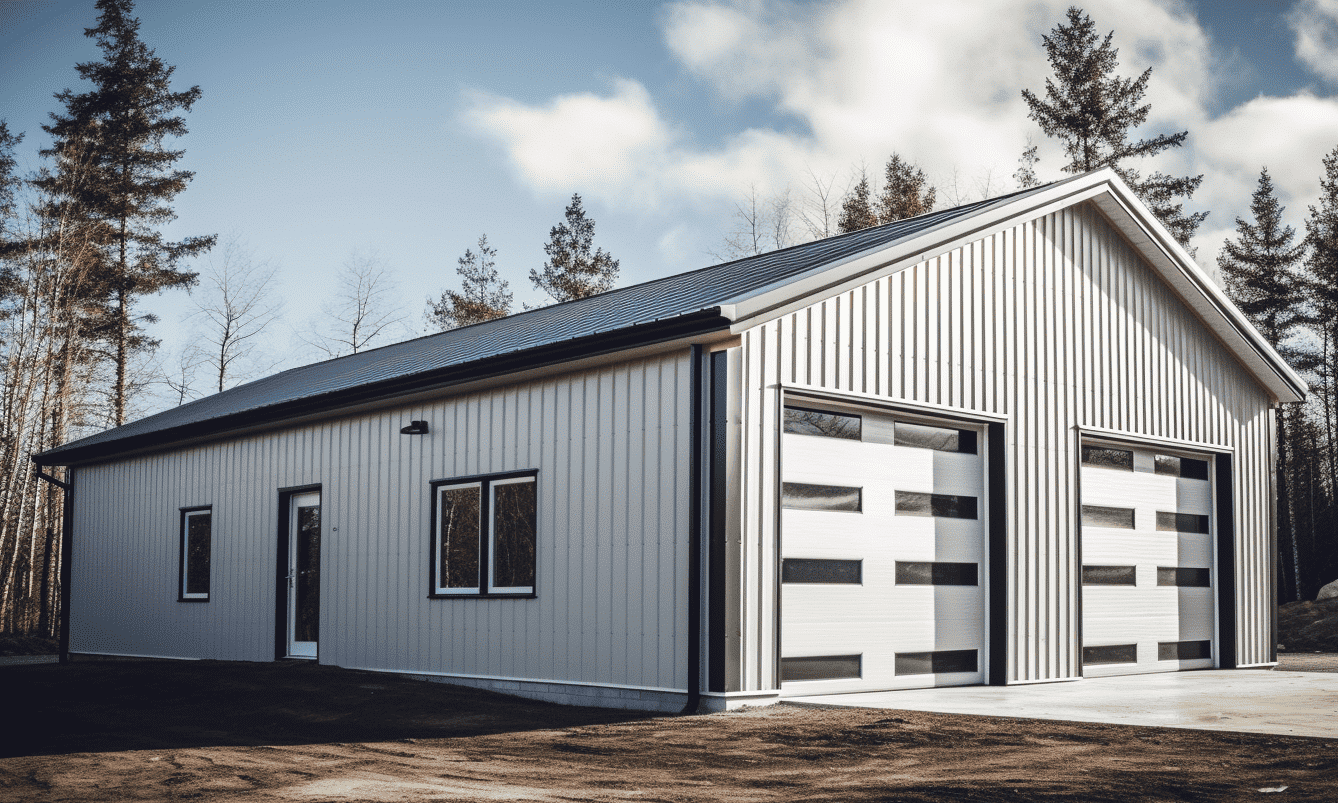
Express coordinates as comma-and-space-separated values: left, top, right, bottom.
786, 669, 1338, 739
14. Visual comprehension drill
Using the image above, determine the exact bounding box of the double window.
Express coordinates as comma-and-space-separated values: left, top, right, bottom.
431, 471, 537, 597
179, 507, 212, 602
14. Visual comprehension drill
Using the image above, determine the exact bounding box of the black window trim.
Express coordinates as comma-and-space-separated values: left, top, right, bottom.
178, 505, 213, 603
428, 469, 538, 600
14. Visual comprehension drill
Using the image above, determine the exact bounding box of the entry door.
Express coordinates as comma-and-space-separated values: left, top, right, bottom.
1080, 442, 1215, 676
287, 491, 321, 659
780, 403, 988, 695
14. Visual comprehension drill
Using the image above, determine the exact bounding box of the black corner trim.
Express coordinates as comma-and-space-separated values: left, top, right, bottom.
1216, 454, 1238, 669
708, 350, 729, 694
987, 422, 1008, 685
682, 344, 705, 715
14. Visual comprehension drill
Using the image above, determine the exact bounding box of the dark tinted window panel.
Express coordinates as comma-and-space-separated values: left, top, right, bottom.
783, 482, 862, 512
1081, 446, 1133, 470
1081, 505, 1135, 529
783, 407, 861, 440
782, 558, 862, 584
895, 649, 978, 675
439, 486, 481, 589
895, 561, 979, 586
1158, 640, 1212, 661
492, 480, 537, 589
1154, 455, 1210, 480
1082, 565, 1137, 586
1156, 511, 1210, 534
1083, 644, 1137, 665
1157, 567, 1211, 587
781, 655, 861, 682
894, 422, 978, 454
895, 491, 978, 519
185, 513, 211, 596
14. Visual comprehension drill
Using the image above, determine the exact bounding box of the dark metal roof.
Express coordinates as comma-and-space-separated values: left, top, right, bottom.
35, 186, 1045, 465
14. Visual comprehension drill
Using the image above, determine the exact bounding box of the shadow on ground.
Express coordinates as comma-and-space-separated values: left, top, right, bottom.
0, 658, 645, 757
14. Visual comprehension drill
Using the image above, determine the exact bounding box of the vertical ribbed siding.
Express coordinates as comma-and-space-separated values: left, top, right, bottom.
737, 201, 1276, 686
70, 350, 692, 691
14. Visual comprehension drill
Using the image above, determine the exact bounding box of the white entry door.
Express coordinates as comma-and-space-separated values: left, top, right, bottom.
1080, 441, 1215, 676
780, 403, 988, 696
287, 491, 321, 659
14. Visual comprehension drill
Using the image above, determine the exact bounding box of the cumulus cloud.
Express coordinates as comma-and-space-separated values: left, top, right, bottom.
1290, 0, 1338, 83
468, 0, 1338, 268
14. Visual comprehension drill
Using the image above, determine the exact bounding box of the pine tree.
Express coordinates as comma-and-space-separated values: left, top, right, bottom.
530, 194, 619, 303
1305, 146, 1338, 592
1218, 167, 1311, 602
837, 171, 879, 234
427, 234, 512, 330
877, 154, 936, 222
1021, 6, 1206, 249
36, 0, 214, 426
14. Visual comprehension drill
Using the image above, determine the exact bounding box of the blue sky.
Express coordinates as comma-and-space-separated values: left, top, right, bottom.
3, 0, 1337, 413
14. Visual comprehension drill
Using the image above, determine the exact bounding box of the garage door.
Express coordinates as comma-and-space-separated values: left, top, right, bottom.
1080, 440, 1216, 677
779, 402, 988, 695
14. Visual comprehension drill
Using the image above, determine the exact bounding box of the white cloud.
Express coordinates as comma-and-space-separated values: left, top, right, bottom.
467, 0, 1338, 271
1290, 0, 1338, 83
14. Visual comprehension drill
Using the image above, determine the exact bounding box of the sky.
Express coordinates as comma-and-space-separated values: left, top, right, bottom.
2, 0, 1338, 413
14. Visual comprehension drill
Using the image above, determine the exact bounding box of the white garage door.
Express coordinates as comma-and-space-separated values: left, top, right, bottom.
779, 403, 988, 695
1080, 440, 1216, 677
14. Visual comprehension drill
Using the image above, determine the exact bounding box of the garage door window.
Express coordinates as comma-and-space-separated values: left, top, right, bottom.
782, 558, 862, 584
1082, 565, 1136, 585
1156, 512, 1210, 534
892, 421, 978, 454
1083, 644, 1137, 665
781, 655, 861, 681
783, 406, 861, 440
1081, 446, 1133, 470
1158, 640, 1211, 660
1082, 504, 1135, 529
1157, 567, 1210, 587
1154, 455, 1210, 479
895, 561, 978, 585
783, 482, 862, 512
895, 649, 977, 675
894, 491, 977, 519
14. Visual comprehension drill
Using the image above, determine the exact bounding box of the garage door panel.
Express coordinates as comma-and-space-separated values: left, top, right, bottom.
1080, 441, 1216, 677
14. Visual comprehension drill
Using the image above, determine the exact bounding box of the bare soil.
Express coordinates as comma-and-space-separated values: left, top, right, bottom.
0, 634, 57, 656
1279, 598, 1338, 653
1, 659, 1335, 802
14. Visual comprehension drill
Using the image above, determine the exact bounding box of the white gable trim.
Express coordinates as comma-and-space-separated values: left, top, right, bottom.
717, 169, 1306, 404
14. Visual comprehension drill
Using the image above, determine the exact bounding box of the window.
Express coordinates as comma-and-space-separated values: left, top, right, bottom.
1154, 454, 1209, 480
781, 654, 861, 681
783, 406, 861, 440
431, 471, 537, 597
895, 561, 979, 585
893, 421, 978, 454
895, 649, 977, 675
1081, 445, 1133, 470
894, 491, 978, 519
1083, 644, 1137, 665
179, 507, 212, 602
782, 558, 862, 584
1157, 567, 1211, 587
782, 482, 862, 512
1081, 504, 1135, 529
1156, 512, 1210, 534
1158, 640, 1211, 660
1082, 565, 1137, 586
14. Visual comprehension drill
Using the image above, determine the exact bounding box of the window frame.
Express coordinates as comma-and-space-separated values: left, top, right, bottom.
428, 470, 538, 599
178, 505, 213, 602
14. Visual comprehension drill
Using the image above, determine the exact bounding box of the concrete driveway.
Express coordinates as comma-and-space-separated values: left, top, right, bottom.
788, 668, 1338, 738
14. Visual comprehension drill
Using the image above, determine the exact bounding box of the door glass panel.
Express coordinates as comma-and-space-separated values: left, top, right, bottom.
492, 480, 536, 590
894, 491, 977, 519
781, 558, 862, 584
1081, 504, 1135, 529
1083, 644, 1137, 665
780, 655, 861, 681
893, 422, 978, 454
1156, 512, 1210, 534
1081, 446, 1133, 470
783, 407, 861, 440
439, 486, 481, 589
1158, 640, 1211, 660
782, 482, 862, 512
895, 561, 978, 585
294, 504, 320, 643
1154, 455, 1209, 479
895, 649, 977, 675
1082, 565, 1137, 585
1157, 567, 1211, 587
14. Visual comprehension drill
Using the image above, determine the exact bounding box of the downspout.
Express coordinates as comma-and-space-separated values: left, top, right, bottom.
681, 344, 704, 715
35, 467, 73, 664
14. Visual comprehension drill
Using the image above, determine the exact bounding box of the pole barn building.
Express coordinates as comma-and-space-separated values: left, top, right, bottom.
35, 169, 1305, 712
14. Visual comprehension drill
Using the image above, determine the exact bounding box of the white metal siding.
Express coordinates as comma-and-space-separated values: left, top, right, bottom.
70, 351, 692, 692
735, 201, 1276, 689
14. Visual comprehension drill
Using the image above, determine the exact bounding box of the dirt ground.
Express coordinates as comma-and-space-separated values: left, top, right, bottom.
1, 659, 1336, 802
1279, 598, 1338, 653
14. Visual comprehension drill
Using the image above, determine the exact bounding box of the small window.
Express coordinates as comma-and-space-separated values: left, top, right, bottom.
893, 422, 978, 454
1083, 644, 1137, 665
179, 507, 212, 601
1082, 565, 1137, 586
781, 654, 862, 682
783, 406, 861, 440
894, 491, 978, 519
1154, 455, 1209, 480
1081, 446, 1133, 470
1157, 567, 1211, 587
895, 649, 977, 675
1081, 504, 1135, 529
1156, 512, 1210, 534
895, 561, 979, 585
782, 558, 862, 584
431, 472, 537, 597
1158, 640, 1211, 660
782, 482, 862, 512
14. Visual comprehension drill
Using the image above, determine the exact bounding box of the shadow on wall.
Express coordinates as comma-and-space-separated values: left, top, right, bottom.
0, 658, 650, 758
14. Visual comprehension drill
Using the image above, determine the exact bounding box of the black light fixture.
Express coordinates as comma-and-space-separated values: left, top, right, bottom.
399, 420, 429, 435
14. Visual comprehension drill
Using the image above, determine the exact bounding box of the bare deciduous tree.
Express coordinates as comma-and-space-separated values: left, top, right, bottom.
190, 238, 281, 392
303, 249, 406, 358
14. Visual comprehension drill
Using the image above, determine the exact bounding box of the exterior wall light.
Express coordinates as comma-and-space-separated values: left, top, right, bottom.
400, 420, 429, 435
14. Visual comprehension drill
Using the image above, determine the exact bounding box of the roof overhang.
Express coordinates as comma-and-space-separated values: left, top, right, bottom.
717, 169, 1307, 405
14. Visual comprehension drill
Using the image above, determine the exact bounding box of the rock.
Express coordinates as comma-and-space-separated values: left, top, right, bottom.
1320, 579, 1338, 601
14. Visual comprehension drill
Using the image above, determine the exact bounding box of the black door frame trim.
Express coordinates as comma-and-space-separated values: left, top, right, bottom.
275, 484, 321, 661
